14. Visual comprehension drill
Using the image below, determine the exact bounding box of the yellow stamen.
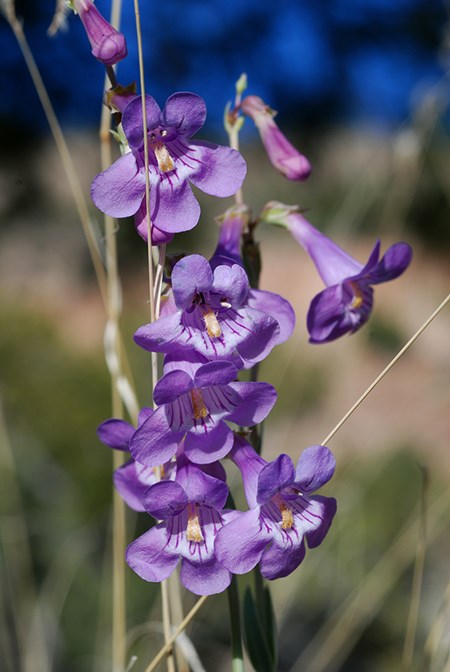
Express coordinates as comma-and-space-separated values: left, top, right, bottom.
201, 307, 222, 338
190, 388, 208, 420
349, 282, 364, 309
153, 142, 175, 173
186, 505, 203, 542
279, 500, 294, 529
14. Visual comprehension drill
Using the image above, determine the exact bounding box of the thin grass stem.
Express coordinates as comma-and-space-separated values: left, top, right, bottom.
143, 596, 208, 672
98, 0, 128, 666
3, 12, 107, 307
321, 292, 450, 446
133, 2, 173, 670
402, 467, 428, 669
291, 487, 450, 672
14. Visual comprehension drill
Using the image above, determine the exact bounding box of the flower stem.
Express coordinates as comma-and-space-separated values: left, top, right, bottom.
100, 0, 128, 667
227, 576, 245, 672
133, 1, 174, 670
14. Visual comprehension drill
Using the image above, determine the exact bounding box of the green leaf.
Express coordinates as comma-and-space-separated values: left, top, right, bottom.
243, 586, 277, 672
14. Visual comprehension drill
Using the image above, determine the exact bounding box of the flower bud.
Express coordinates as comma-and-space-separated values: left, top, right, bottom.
241, 95, 311, 181
72, 0, 127, 66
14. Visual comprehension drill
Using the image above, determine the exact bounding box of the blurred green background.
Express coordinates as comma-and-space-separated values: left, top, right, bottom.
1, 2, 450, 671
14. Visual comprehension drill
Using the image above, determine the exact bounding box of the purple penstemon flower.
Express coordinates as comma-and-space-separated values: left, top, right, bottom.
91, 92, 247, 243
262, 202, 413, 343
97, 408, 176, 512
72, 0, 127, 66
126, 456, 235, 595
134, 253, 283, 364
215, 438, 337, 580
241, 95, 311, 181
129, 352, 277, 466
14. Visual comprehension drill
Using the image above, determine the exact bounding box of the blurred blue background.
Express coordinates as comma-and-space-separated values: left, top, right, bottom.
1, 0, 448, 131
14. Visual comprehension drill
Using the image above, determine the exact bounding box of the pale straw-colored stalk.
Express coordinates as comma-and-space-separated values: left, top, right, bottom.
98, 0, 129, 669
132, 2, 174, 670
143, 597, 208, 672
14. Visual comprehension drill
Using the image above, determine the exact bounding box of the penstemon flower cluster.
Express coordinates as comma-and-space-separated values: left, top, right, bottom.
72, 0, 413, 652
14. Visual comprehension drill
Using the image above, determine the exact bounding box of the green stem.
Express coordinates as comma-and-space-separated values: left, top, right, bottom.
227, 576, 245, 672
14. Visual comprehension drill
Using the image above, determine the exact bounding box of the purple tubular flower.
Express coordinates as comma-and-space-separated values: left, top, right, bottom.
129, 354, 277, 466
263, 203, 413, 343
72, 0, 127, 66
91, 93, 247, 242
241, 96, 311, 181
126, 458, 234, 595
134, 253, 282, 364
215, 442, 337, 580
97, 408, 175, 512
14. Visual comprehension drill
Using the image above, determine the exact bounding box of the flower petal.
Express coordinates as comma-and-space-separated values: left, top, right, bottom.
134, 312, 185, 354
150, 177, 201, 234
215, 509, 270, 574
122, 95, 161, 149
114, 459, 156, 512
126, 525, 179, 582
171, 255, 213, 308
226, 381, 277, 426
305, 495, 337, 548
294, 445, 336, 493
162, 92, 207, 137
153, 370, 194, 405
193, 361, 238, 389
184, 420, 234, 464
130, 407, 183, 466
256, 454, 295, 504
368, 242, 413, 284
175, 461, 229, 508
143, 480, 188, 519
248, 289, 296, 345
91, 152, 145, 218
97, 418, 134, 450
307, 283, 373, 343
180, 557, 231, 595
188, 141, 247, 197
260, 538, 306, 580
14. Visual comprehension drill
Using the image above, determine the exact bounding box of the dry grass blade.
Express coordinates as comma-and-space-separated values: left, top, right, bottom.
0, 0, 15, 23
144, 596, 208, 672
290, 488, 450, 672
47, 0, 69, 36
